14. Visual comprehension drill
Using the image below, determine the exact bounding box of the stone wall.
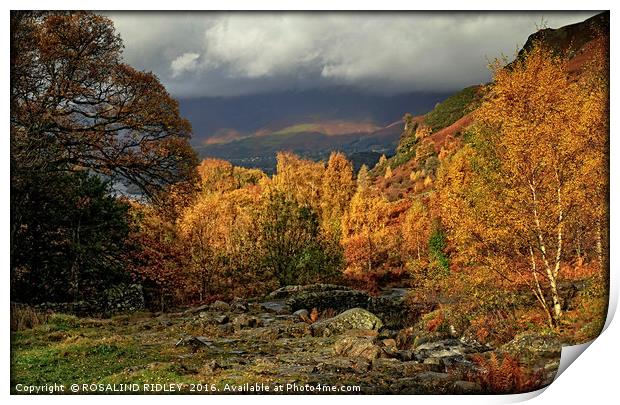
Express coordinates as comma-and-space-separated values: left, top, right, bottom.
286, 287, 413, 329
34, 283, 144, 316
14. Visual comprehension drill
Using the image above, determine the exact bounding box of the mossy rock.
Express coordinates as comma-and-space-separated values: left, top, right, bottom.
310, 308, 383, 337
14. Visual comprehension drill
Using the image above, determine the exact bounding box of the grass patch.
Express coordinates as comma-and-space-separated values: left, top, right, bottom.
424, 85, 483, 132
560, 276, 608, 344
98, 362, 197, 386
11, 338, 173, 388
10, 312, 191, 392
46, 314, 81, 331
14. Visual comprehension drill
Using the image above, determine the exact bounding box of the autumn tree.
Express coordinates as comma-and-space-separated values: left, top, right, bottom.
10, 12, 197, 196
569, 36, 609, 269
10, 12, 198, 302
257, 190, 340, 286
197, 158, 266, 194
438, 41, 608, 327
320, 152, 355, 238
176, 162, 274, 300
401, 199, 432, 271
127, 203, 191, 310
271, 152, 325, 214
261, 152, 346, 284
176, 153, 347, 295
341, 179, 404, 287
357, 164, 371, 191
177, 193, 232, 300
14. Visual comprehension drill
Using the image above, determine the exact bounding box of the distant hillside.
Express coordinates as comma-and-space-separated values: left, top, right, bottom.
179, 88, 450, 172
373, 11, 608, 198
183, 13, 608, 176
196, 119, 403, 174
180, 88, 450, 142
265, 120, 381, 138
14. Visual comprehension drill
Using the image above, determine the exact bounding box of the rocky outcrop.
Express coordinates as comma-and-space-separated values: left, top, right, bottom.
175, 335, 213, 350
310, 307, 383, 337
88, 283, 559, 395
414, 338, 491, 364
368, 295, 413, 329
452, 380, 483, 394
334, 335, 382, 361
103, 283, 145, 312
34, 301, 96, 316
497, 332, 562, 386
230, 298, 249, 312
210, 300, 231, 312
232, 314, 263, 331
293, 309, 310, 322
396, 327, 446, 349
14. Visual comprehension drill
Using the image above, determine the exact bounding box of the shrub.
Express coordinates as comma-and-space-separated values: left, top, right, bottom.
468, 312, 518, 346
425, 310, 447, 333
10, 304, 50, 331
428, 226, 450, 274
423, 156, 440, 175
468, 353, 543, 393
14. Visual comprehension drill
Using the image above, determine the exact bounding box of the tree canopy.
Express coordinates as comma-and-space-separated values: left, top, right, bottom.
10, 11, 198, 303
11, 12, 197, 197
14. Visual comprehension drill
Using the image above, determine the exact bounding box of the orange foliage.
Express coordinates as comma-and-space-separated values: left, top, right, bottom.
426, 311, 445, 333
12, 12, 197, 197
272, 151, 325, 213
436, 38, 608, 327
469, 353, 542, 394
310, 308, 319, 323
320, 152, 355, 238
401, 199, 433, 280
341, 184, 405, 285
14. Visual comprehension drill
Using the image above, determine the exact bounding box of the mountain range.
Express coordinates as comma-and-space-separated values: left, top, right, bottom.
178, 89, 451, 173
178, 12, 608, 175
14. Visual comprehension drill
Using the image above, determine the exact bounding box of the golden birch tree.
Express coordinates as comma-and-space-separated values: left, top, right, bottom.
438, 40, 608, 327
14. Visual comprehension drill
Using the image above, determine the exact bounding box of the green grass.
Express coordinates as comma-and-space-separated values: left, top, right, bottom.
10, 311, 289, 394
424, 85, 483, 132
46, 313, 81, 331
11, 335, 179, 388
383, 85, 484, 172
10, 313, 197, 392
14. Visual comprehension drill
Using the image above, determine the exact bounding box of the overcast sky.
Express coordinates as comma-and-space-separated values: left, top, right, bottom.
106, 11, 598, 98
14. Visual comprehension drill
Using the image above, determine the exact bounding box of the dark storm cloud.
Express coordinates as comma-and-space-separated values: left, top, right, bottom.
106, 11, 598, 97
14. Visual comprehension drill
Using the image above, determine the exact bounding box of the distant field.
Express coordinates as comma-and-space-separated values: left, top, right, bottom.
268, 121, 380, 137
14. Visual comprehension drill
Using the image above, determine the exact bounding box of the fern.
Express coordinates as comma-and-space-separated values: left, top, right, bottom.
469, 353, 542, 393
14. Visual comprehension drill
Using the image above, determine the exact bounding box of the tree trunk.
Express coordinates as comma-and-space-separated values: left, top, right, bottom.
529, 246, 554, 328
548, 276, 562, 325
576, 225, 583, 264
70, 217, 82, 301
529, 179, 563, 326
